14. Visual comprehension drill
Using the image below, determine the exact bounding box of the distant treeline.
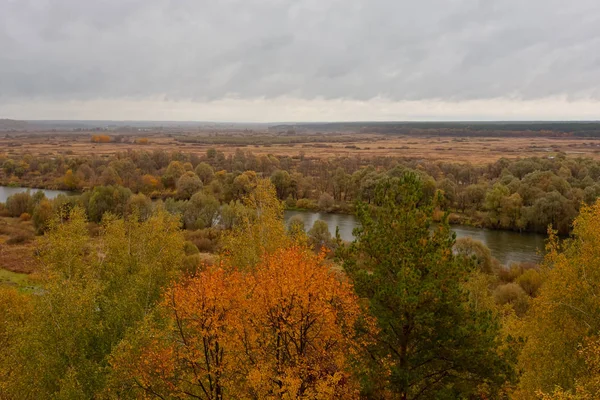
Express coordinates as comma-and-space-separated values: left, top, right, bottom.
271, 121, 600, 137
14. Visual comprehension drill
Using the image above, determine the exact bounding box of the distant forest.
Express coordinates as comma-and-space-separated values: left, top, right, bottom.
271, 121, 600, 137
5, 119, 600, 137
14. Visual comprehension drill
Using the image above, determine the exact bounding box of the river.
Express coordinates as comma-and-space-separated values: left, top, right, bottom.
284, 210, 546, 266
0, 186, 72, 203
0, 186, 545, 265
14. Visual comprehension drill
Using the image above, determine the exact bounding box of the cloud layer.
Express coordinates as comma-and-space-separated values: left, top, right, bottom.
2, 0, 600, 119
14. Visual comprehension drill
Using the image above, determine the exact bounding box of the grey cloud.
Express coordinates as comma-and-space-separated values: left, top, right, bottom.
2, 0, 600, 103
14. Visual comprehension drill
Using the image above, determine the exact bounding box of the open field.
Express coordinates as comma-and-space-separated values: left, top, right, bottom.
3, 130, 600, 163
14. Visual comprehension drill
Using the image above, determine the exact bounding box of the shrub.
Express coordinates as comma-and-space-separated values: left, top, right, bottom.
494, 282, 529, 316
87, 185, 132, 223
182, 253, 203, 276
318, 193, 335, 211
184, 228, 220, 253
497, 262, 538, 283
19, 213, 31, 221
516, 268, 543, 296
126, 193, 153, 221
454, 237, 495, 274
6, 231, 34, 245
6, 192, 33, 217
183, 241, 200, 256
296, 198, 316, 210
308, 220, 333, 251
284, 196, 296, 208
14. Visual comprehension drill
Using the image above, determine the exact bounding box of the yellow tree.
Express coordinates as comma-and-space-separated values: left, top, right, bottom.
0, 287, 32, 399
221, 178, 289, 269
539, 337, 600, 400
239, 246, 367, 399
3, 207, 186, 399
517, 201, 600, 398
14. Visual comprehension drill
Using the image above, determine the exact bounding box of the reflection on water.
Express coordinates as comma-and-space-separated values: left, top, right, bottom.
0, 186, 72, 203
284, 210, 545, 266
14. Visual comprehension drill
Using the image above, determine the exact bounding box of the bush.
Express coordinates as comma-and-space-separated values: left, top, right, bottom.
184, 228, 220, 253
318, 193, 335, 211
285, 196, 297, 209
497, 262, 538, 283
182, 254, 203, 276
308, 220, 333, 251
516, 268, 543, 296
183, 192, 219, 229
6, 231, 34, 245
6, 192, 33, 217
87, 185, 132, 222
493, 282, 529, 316
296, 198, 316, 210
183, 241, 200, 256
19, 212, 31, 221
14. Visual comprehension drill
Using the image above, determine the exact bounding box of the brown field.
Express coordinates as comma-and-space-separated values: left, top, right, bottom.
3, 130, 600, 163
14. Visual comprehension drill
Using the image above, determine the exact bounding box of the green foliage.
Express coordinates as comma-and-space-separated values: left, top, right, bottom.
194, 162, 214, 184
86, 185, 132, 222
1, 207, 186, 398
125, 192, 153, 221
5, 191, 33, 217
307, 219, 333, 251
176, 171, 202, 199
33, 198, 53, 234
454, 237, 497, 274
341, 173, 514, 399
183, 192, 219, 229
221, 178, 289, 269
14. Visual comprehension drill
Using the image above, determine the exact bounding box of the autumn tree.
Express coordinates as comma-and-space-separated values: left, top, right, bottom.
0, 287, 32, 399
307, 219, 334, 251
108, 246, 369, 399
2, 207, 186, 398
340, 173, 514, 399
195, 162, 215, 185
85, 184, 132, 222
516, 201, 600, 398
454, 237, 497, 274
539, 337, 600, 400
177, 171, 203, 199
163, 160, 186, 189
221, 178, 289, 269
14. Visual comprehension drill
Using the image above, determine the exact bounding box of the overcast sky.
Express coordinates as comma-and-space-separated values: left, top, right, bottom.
2, 0, 600, 121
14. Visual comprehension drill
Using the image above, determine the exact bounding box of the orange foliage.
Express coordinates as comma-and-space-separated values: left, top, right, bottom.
110, 246, 371, 399
136, 138, 149, 145
91, 135, 111, 143
141, 174, 160, 192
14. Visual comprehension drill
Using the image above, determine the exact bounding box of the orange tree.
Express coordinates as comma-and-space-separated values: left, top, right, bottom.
108, 246, 372, 399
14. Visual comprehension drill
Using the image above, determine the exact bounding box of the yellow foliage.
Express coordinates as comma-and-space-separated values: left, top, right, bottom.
517, 201, 600, 398
221, 178, 289, 269
91, 134, 111, 143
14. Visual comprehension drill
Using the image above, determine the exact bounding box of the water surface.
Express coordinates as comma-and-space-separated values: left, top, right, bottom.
284, 210, 545, 265
0, 186, 72, 203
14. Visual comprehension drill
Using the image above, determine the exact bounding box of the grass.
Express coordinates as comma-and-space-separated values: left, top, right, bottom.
0, 268, 32, 289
